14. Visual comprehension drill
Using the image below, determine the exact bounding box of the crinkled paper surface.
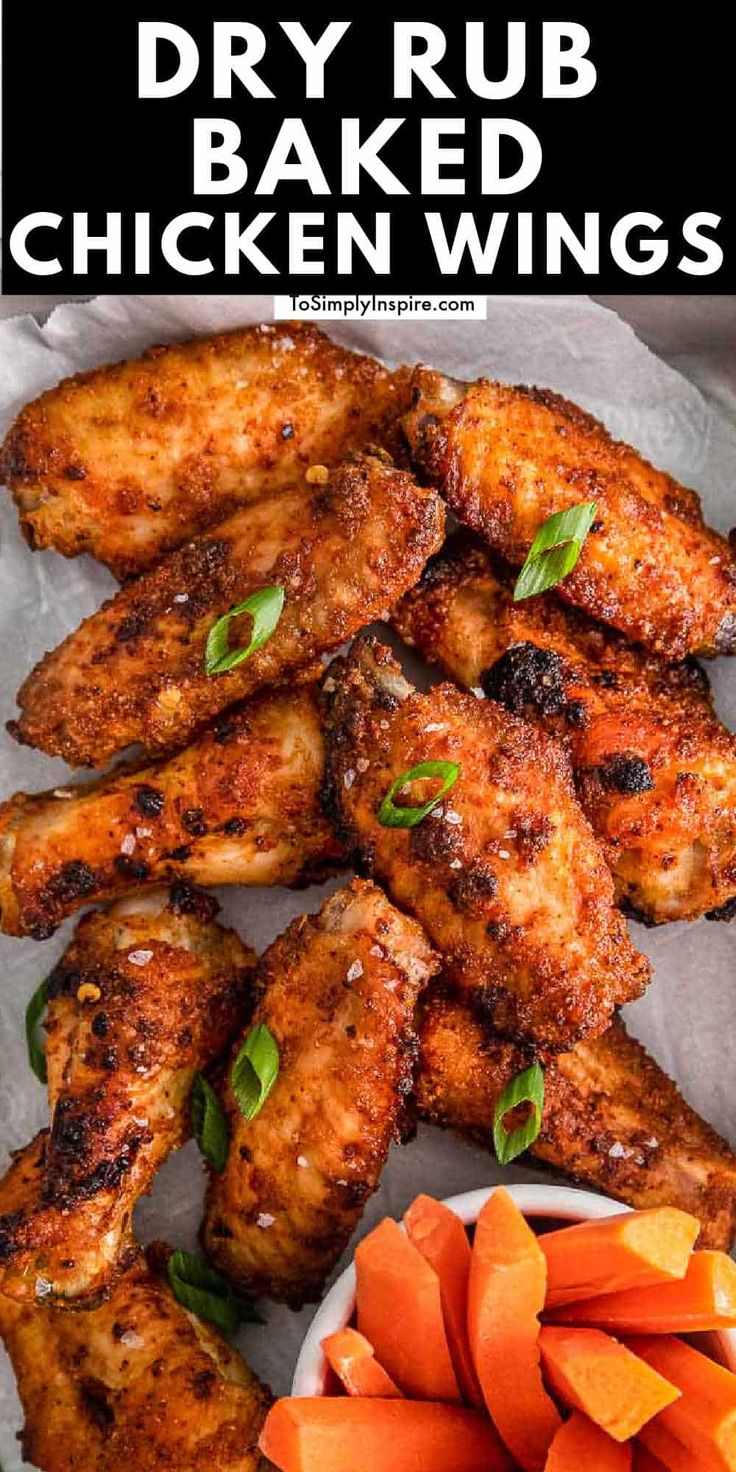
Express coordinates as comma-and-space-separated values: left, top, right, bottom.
0, 294, 735, 1462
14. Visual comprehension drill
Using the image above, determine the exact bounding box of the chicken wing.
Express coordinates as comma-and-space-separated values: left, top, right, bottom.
403, 370, 736, 660
0, 322, 413, 579
322, 636, 650, 1052
393, 534, 736, 924
0, 1250, 270, 1472
9, 453, 444, 768
0, 887, 253, 1305
416, 989, 736, 1251
0, 687, 344, 939
203, 879, 438, 1307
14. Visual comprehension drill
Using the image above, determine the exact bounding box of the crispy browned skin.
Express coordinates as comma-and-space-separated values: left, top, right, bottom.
0, 322, 413, 579
404, 369, 736, 660
9, 453, 445, 768
322, 637, 649, 1053
0, 888, 253, 1305
416, 990, 736, 1251
393, 534, 736, 924
203, 879, 438, 1307
0, 1251, 270, 1471
0, 687, 344, 939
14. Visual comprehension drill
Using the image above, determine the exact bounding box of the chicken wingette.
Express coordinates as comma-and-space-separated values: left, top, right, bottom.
403, 370, 736, 660
0, 887, 253, 1305
9, 453, 444, 768
416, 990, 736, 1251
0, 687, 344, 939
0, 1250, 271, 1472
0, 321, 413, 578
203, 879, 438, 1307
393, 534, 736, 924
322, 637, 650, 1053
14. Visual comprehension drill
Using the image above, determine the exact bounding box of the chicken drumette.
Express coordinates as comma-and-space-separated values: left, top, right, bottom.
0, 886, 253, 1304
322, 637, 650, 1052
203, 879, 438, 1306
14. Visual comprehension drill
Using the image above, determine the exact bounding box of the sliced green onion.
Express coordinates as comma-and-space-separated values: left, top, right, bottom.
191, 1074, 229, 1171
378, 760, 460, 829
231, 1023, 280, 1122
26, 978, 50, 1084
513, 502, 597, 601
493, 1062, 545, 1165
204, 585, 285, 676
167, 1248, 261, 1330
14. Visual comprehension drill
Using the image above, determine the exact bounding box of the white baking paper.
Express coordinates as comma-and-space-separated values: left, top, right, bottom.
0, 294, 735, 1462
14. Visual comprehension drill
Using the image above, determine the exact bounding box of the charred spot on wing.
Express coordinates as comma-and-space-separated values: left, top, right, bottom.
134, 784, 165, 817
0, 1209, 25, 1262
619, 897, 659, 929
598, 754, 654, 795
705, 897, 736, 922
448, 858, 499, 915
481, 643, 568, 720
168, 879, 219, 921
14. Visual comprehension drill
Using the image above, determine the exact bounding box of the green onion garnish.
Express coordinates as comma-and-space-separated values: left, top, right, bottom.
493, 1062, 545, 1165
513, 502, 597, 601
167, 1248, 261, 1330
378, 760, 460, 829
26, 978, 50, 1084
191, 1074, 229, 1171
231, 1023, 280, 1122
204, 585, 285, 676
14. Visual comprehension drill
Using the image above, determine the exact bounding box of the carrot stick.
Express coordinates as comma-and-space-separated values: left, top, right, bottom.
468, 1186, 561, 1471
322, 1328, 402, 1399
355, 1218, 461, 1403
404, 1194, 483, 1406
545, 1412, 632, 1471
551, 1252, 736, 1334
541, 1208, 699, 1309
258, 1396, 514, 1472
538, 1326, 679, 1441
627, 1335, 736, 1470
637, 1419, 724, 1472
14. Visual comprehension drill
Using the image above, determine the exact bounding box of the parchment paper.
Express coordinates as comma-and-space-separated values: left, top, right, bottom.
0, 294, 735, 1462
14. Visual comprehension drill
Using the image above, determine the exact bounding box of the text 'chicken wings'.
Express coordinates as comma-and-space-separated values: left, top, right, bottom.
203, 879, 438, 1307
416, 991, 736, 1251
393, 534, 736, 924
0, 322, 413, 578
322, 637, 650, 1052
0, 1250, 271, 1472
9, 452, 444, 767
0, 687, 344, 939
0, 887, 253, 1305
403, 369, 736, 660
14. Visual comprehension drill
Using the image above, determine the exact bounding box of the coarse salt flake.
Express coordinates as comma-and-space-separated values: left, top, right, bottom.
343, 769, 355, 788
445, 810, 462, 825
608, 1141, 627, 1158
120, 833, 136, 856
128, 949, 153, 967
257, 1212, 276, 1229
346, 960, 364, 983
297, 1155, 309, 1169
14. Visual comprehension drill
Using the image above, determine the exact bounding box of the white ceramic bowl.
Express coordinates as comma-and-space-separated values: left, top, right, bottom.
292, 1181, 736, 1395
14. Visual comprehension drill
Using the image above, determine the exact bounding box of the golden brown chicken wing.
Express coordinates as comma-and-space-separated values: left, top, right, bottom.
0, 322, 413, 579
416, 990, 736, 1251
0, 888, 253, 1305
203, 879, 438, 1307
0, 688, 344, 939
403, 370, 736, 660
0, 1250, 270, 1472
9, 453, 444, 768
322, 637, 650, 1053
393, 534, 736, 924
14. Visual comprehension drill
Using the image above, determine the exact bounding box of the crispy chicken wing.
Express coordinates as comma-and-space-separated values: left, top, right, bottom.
0, 888, 253, 1305
322, 637, 649, 1052
393, 534, 736, 924
404, 370, 736, 660
0, 322, 413, 579
416, 990, 736, 1251
203, 879, 438, 1307
0, 688, 344, 939
9, 453, 444, 768
0, 1250, 270, 1471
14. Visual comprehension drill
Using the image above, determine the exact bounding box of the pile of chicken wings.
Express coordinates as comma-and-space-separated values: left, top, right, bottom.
1, 322, 736, 1472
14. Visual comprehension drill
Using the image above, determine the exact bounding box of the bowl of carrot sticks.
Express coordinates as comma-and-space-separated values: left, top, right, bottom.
258, 1182, 736, 1472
